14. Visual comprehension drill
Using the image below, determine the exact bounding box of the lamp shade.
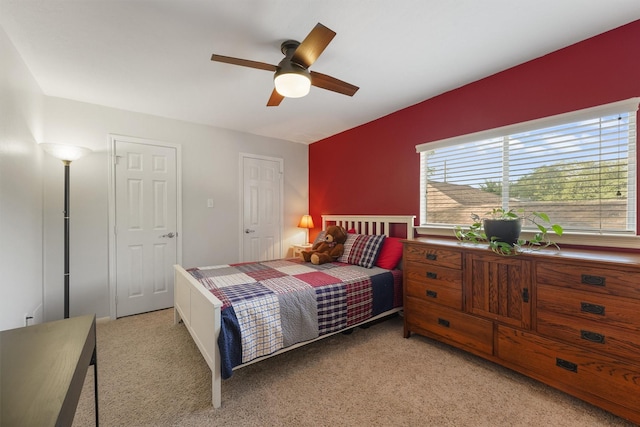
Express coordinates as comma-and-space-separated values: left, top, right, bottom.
297, 214, 314, 229
274, 62, 311, 98
40, 143, 92, 162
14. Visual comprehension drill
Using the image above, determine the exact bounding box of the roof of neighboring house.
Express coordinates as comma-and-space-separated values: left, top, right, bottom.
427, 180, 502, 207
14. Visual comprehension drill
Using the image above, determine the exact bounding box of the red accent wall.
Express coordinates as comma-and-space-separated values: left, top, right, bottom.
309, 20, 640, 241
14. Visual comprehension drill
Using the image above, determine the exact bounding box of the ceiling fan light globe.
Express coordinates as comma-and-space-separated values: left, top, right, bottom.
274, 71, 311, 98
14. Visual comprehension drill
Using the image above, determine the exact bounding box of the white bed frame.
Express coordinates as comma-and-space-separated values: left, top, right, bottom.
174, 214, 415, 408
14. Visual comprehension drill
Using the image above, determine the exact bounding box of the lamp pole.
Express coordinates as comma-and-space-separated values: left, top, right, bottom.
63, 160, 71, 318
40, 143, 91, 319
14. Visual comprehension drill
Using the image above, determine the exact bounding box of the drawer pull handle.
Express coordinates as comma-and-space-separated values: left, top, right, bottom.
426, 253, 437, 261
580, 302, 605, 316
522, 288, 529, 303
556, 358, 578, 373
580, 330, 605, 344
426, 290, 438, 298
426, 272, 437, 279
581, 274, 606, 287
437, 318, 450, 328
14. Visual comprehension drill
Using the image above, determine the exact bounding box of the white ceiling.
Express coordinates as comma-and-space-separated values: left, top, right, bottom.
2, 1, 639, 145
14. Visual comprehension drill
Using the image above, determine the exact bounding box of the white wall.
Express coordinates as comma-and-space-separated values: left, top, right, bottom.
41, 97, 309, 321
0, 27, 45, 330
0, 26, 309, 328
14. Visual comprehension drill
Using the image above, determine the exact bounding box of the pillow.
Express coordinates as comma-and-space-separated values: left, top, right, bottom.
312, 231, 325, 246
347, 228, 357, 234
375, 237, 403, 269
338, 233, 386, 268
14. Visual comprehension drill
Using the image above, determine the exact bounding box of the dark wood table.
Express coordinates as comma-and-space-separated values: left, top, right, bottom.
0, 314, 98, 426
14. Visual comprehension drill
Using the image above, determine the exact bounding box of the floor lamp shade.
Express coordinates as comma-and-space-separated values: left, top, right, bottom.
40, 143, 92, 162
41, 143, 92, 318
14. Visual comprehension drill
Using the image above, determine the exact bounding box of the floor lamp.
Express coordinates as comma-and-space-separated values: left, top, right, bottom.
41, 143, 92, 319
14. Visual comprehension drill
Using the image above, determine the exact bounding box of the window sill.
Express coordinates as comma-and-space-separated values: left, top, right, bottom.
415, 226, 640, 251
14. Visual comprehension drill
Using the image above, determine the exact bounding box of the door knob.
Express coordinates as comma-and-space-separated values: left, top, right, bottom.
245, 229, 256, 234
160, 232, 175, 238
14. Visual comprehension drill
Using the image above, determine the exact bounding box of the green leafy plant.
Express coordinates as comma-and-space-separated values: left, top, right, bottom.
454, 208, 564, 256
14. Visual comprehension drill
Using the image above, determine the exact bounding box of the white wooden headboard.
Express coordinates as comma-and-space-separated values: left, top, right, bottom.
321, 215, 415, 240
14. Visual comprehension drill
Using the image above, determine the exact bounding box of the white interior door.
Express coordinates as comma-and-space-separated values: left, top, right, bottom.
242, 155, 283, 262
114, 140, 178, 317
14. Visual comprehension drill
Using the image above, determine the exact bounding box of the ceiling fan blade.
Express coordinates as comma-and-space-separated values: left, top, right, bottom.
267, 89, 284, 107
310, 71, 359, 96
291, 23, 336, 69
211, 54, 277, 72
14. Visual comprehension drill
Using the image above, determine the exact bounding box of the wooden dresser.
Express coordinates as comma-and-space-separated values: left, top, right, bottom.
403, 238, 640, 424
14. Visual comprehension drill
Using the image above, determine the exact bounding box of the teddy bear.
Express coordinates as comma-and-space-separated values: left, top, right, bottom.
300, 225, 348, 265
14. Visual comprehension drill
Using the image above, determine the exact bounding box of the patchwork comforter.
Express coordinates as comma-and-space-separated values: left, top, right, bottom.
188, 258, 403, 379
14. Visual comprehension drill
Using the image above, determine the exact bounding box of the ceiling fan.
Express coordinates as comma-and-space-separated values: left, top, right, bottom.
211, 23, 359, 106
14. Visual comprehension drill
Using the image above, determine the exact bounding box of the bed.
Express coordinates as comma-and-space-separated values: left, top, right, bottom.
174, 214, 415, 408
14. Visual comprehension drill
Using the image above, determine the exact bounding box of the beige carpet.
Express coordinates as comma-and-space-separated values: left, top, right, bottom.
72, 309, 635, 426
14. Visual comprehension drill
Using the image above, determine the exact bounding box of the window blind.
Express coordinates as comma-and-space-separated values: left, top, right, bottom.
418, 98, 639, 234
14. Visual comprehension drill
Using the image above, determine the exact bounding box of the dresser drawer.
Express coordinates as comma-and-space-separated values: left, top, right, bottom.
404, 244, 462, 269
405, 264, 462, 310
497, 325, 640, 407
405, 297, 493, 355
536, 262, 640, 299
537, 310, 640, 363
537, 284, 640, 362
537, 284, 640, 331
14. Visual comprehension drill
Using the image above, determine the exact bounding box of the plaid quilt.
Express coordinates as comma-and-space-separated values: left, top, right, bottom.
188, 258, 403, 379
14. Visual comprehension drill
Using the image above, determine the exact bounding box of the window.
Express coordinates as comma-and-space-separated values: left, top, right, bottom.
417, 99, 639, 236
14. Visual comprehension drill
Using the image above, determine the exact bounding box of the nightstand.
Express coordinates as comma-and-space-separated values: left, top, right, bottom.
292, 243, 313, 258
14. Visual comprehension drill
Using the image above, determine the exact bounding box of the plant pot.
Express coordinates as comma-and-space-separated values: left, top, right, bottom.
483, 218, 522, 245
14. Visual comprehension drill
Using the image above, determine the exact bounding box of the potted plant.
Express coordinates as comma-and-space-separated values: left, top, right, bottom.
454, 208, 564, 255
